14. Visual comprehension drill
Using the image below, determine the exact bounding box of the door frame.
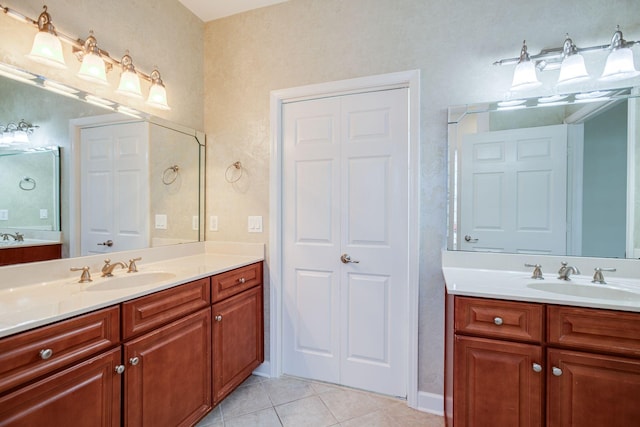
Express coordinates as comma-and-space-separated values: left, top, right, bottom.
269, 70, 421, 407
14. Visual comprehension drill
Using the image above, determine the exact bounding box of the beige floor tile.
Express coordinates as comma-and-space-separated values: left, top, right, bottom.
275, 395, 338, 427
224, 408, 282, 427
220, 382, 272, 420
318, 388, 393, 422
262, 376, 317, 406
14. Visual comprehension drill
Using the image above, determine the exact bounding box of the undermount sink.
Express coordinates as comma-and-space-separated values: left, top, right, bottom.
86, 271, 176, 291
527, 281, 640, 302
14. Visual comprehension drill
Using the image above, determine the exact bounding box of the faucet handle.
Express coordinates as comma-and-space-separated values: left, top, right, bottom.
70, 266, 92, 283
524, 263, 544, 280
14, 232, 23, 241
592, 267, 616, 284
128, 257, 142, 273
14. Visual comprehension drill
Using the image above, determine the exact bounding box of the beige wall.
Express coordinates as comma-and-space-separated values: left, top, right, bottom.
203, 0, 640, 397
0, 0, 204, 130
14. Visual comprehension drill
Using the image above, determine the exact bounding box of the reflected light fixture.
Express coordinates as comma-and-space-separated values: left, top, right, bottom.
26, 6, 66, 69
557, 34, 590, 86
116, 52, 143, 99
600, 26, 640, 81
146, 69, 170, 110
510, 41, 542, 91
76, 31, 108, 85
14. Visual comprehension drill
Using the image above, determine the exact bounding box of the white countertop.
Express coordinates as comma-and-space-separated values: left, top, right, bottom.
0, 242, 264, 338
442, 250, 640, 312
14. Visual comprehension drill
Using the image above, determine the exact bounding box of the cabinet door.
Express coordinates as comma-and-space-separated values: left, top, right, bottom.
547, 348, 640, 427
124, 308, 211, 427
212, 285, 264, 404
454, 335, 543, 427
0, 347, 121, 427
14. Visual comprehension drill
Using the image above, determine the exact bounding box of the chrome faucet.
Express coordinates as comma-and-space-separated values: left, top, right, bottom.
557, 262, 580, 280
101, 259, 127, 277
1, 232, 23, 241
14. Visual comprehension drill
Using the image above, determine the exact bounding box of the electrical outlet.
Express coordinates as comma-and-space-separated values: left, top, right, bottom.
192, 216, 199, 231
155, 214, 167, 229
210, 215, 218, 232
0, 209, 8, 221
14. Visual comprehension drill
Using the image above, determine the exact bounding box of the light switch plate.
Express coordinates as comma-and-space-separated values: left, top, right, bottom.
0, 209, 8, 221
192, 216, 199, 231
209, 215, 218, 232
40, 209, 48, 219
155, 214, 167, 229
248, 215, 263, 233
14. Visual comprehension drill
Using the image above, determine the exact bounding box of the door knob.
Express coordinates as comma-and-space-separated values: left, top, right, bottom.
340, 254, 360, 264
464, 235, 478, 243
98, 240, 113, 247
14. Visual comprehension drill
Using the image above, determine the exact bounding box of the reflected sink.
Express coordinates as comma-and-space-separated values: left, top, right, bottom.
86, 272, 176, 291
527, 282, 640, 302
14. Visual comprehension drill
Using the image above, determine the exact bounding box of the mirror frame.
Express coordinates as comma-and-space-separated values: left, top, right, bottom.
447, 86, 640, 259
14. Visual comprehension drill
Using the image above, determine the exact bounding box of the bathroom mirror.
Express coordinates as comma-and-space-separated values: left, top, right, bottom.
448, 88, 640, 259
0, 64, 205, 261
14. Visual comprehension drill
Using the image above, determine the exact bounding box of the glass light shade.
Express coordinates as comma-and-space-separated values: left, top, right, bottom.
510, 60, 542, 91
116, 70, 143, 99
557, 54, 590, 85
146, 83, 171, 110
77, 52, 108, 85
27, 31, 66, 69
599, 47, 640, 81
13, 130, 29, 143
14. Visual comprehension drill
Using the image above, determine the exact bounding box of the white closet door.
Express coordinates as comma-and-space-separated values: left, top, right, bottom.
282, 88, 409, 397
80, 121, 149, 256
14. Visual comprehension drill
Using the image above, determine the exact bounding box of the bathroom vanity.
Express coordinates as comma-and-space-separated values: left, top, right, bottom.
0, 241, 62, 266
443, 252, 640, 427
0, 242, 264, 427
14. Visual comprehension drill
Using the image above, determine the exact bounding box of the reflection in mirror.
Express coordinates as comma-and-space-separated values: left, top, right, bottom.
0, 62, 205, 264
448, 89, 640, 259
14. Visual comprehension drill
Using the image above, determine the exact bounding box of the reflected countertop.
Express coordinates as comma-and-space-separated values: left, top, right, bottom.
0, 242, 264, 338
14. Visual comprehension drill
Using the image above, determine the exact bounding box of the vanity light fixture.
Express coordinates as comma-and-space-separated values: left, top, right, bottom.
26, 6, 66, 69
557, 34, 590, 86
495, 26, 639, 91
146, 69, 170, 110
76, 31, 109, 85
509, 41, 542, 91
599, 26, 640, 81
116, 52, 143, 99
0, 120, 38, 145
0, 3, 171, 110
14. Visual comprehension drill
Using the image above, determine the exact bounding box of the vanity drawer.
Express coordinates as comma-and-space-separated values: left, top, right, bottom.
548, 305, 640, 357
212, 262, 263, 302
122, 278, 211, 340
455, 296, 543, 343
0, 306, 120, 394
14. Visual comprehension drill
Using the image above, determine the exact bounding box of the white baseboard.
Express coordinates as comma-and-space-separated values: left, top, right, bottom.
252, 361, 271, 378
416, 391, 444, 416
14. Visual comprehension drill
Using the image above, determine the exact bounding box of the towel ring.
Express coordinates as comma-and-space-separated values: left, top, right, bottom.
19, 176, 36, 191
225, 161, 243, 183
162, 165, 179, 185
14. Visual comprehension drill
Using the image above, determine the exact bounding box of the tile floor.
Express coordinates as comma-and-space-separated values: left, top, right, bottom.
195, 375, 444, 427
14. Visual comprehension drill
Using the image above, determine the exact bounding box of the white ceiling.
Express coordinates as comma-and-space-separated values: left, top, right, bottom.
178, 0, 290, 22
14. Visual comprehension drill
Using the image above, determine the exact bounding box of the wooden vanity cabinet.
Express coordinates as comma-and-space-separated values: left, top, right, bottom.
212, 262, 264, 405
0, 347, 122, 427
451, 296, 544, 427
0, 243, 62, 266
448, 296, 640, 427
121, 277, 211, 427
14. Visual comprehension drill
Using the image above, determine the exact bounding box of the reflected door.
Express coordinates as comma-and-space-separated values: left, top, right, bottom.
460, 125, 568, 254
282, 88, 409, 397
80, 122, 149, 256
